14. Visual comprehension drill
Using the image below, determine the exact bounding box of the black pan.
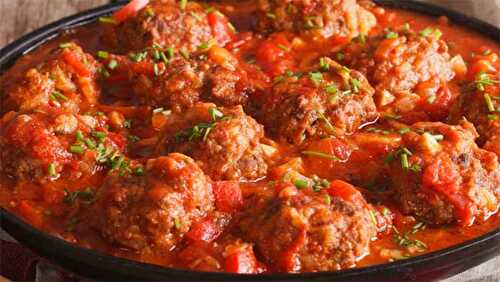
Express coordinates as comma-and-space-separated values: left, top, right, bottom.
1, 1, 499, 281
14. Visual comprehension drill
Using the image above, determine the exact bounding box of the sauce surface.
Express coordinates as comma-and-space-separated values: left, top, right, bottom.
1, 0, 499, 274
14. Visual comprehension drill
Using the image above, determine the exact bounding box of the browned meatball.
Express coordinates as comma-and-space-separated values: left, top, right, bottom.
261, 58, 377, 144
111, 0, 213, 53
157, 103, 271, 181
344, 28, 463, 122
95, 154, 214, 251
256, 0, 376, 40
448, 53, 500, 156
238, 183, 376, 272
387, 120, 500, 226
2, 43, 101, 114
103, 45, 265, 112
0, 110, 126, 182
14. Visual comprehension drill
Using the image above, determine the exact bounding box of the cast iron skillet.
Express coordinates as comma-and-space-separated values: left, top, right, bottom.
1, 1, 499, 281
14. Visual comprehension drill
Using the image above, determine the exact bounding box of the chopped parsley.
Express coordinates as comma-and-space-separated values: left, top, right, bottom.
324, 194, 332, 205
316, 110, 335, 133
180, 48, 190, 59
355, 33, 366, 44
174, 217, 182, 229
107, 59, 118, 70
48, 163, 57, 177
311, 175, 330, 192
293, 179, 309, 189
304, 16, 317, 29
393, 224, 427, 250
266, 12, 276, 19
309, 71, 323, 86
153, 63, 160, 76
419, 27, 442, 39
419, 27, 434, 37
50, 91, 69, 102
175, 108, 228, 141
350, 78, 361, 93
59, 42, 72, 49
198, 39, 216, 51
277, 44, 289, 52
98, 16, 117, 24
133, 166, 145, 176
484, 94, 496, 112
179, 0, 188, 10
144, 7, 155, 18
63, 188, 94, 204
473, 72, 500, 92
128, 51, 148, 62
369, 210, 378, 226
319, 57, 330, 71
385, 147, 421, 172
69, 145, 85, 155
97, 51, 109, 59
385, 31, 399, 39
398, 127, 411, 134
302, 150, 340, 161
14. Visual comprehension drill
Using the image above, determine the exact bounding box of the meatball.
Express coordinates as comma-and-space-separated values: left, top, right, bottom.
238, 181, 377, 272
95, 154, 214, 251
256, 0, 376, 41
344, 28, 461, 122
261, 58, 377, 144
448, 51, 500, 156
387, 120, 500, 226
157, 103, 271, 180
103, 45, 265, 112
0, 110, 125, 182
110, 0, 234, 53
2, 43, 101, 114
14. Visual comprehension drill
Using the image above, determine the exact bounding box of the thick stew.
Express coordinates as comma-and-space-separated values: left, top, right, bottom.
0, 0, 499, 274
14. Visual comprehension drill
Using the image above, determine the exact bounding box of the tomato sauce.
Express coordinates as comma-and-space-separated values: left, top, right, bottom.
1, 0, 499, 274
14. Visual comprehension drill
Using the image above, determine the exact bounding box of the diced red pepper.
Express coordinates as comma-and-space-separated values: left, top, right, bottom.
420, 84, 453, 120
107, 132, 127, 152
208, 11, 235, 47
330, 35, 350, 46
327, 180, 366, 206
255, 36, 295, 77
132, 61, 155, 76
112, 0, 149, 24
213, 181, 243, 213
186, 217, 223, 243
62, 51, 91, 77
224, 247, 259, 274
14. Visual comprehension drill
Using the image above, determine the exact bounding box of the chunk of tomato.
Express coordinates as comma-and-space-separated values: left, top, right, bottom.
112, 0, 149, 24
62, 51, 91, 77
327, 180, 366, 206
208, 11, 234, 47
186, 217, 222, 243
213, 181, 243, 213
224, 247, 259, 274
255, 36, 294, 76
